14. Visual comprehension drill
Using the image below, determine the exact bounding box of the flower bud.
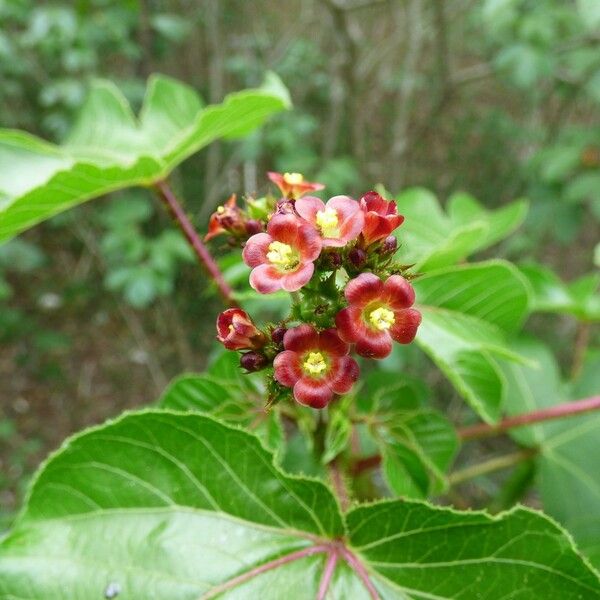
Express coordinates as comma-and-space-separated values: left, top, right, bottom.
216, 308, 266, 350
348, 247, 367, 268
380, 235, 397, 255
240, 351, 268, 372
271, 326, 287, 345
205, 195, 247, 241
245, 219, 263, 236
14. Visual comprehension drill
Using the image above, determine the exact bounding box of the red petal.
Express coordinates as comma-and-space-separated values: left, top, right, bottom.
293, 378, 333, 408
318, 328, 349, 356
242, 233, 272, 267
273, 350, 302, 387
249, 264, 283, 294
326, 356, 359, 394
355, 331, 393, 359
335, 306, 364, 343
295, 196, 325, 223
360, 191, 387, 214
268, 213, 300, 245
297, 223, 322, 261
281, 263, 314, 292
390, 308, 422, 343
344, 272, 384, 306
384, 275, 416, 308
362, 213, 394, 245
283, 324, 319, 352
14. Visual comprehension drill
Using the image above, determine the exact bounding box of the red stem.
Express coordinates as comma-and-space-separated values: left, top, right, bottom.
154, 180, 238, 307
459, 395, 600, 440
351, 395, 600, 475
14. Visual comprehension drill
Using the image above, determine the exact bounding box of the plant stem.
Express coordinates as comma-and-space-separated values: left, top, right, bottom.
154, 180, 238, 307
449, 449, 537, 486
328, 459, 351, 511
459, 395, 600, 441
571, 321, 590, 379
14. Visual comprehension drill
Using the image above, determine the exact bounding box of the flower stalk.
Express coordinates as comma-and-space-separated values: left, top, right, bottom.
154, 180, 237, 306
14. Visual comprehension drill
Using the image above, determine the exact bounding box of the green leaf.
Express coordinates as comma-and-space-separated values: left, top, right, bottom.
359, 372, 458, 499
395, 188, 527, 270
347, 501, 600, 599
2, 410, 598, 598
501, 339, 600, 568
0, 74, 290, 243
414, 260, 531, 422
159, 352, 283, 454
519, 262, 600, 321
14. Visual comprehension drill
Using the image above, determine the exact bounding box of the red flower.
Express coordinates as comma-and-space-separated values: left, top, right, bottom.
295, 195, 364, 247
268, 171, 325, 200
243, 214, 322, 293
205, 194, 246, 241
359, 191, 404, 246
216, 308, 266, 350
335, 273, 421, 359
273, 325, 359, 408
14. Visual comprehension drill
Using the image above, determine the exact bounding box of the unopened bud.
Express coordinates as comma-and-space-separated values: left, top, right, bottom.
271, 326, 287, 345
349, 247, 367, 268
245, 219, 263, 236
380, 235, 397, 255
240, 351, 268, 372
328, 252, 342, 269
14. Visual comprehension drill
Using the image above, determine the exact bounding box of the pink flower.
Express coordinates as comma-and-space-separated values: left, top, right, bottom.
268, 171, 325, 200
335, 273, 421, 359
242, 214, 322, 293
359, 191, 404, 246
295, 195, 364, 247
273, 325, 359, 408
216, 308, 266, 350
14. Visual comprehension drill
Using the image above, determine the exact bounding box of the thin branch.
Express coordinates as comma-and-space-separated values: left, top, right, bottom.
571, 322, 591, 379
459, 395, 600, 441
449, 449, 537, 486
154, 180, 238, 307
351, 454, 381, 476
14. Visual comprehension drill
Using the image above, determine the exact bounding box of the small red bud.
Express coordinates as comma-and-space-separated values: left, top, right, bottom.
240, 351, 268, 372
349, 247, 367, 268
245, 219, 263, 235
328, 252, 342, 269
380, 235, 397, 255
271, 326, 287, 345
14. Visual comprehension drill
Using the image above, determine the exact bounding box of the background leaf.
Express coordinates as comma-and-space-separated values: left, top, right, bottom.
0, 74, 289, 242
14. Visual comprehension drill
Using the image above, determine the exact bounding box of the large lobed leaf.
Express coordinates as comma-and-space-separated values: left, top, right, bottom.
414, 260, 532, 423
1, 410, 599, 599
0, 73, 290, 243
501, 340, 600, 568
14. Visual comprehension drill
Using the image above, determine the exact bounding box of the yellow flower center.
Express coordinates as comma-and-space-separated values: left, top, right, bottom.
217, 205, 225, 214
369, 307, 395, 331
303, 352, 327, 375
267, 241, 298, 270
283, 172, 304, 185
316, 207, 339, 238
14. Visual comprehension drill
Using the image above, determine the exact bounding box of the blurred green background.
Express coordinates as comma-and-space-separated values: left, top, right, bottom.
0, 0, 599, 524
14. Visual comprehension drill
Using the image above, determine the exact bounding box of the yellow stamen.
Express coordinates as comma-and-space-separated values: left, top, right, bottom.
316, 207, 339, 238
369, 307, 395, 331
283, 172, 304, 185
267, 241, 298, 269
303, 352, 327, 375
217, 205, 225, 214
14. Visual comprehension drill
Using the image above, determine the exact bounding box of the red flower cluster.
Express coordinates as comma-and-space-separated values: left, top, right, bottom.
210, 173, 422, 409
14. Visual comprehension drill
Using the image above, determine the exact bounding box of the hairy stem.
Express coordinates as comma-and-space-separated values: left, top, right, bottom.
328, 459, 351, 512
154, 180, 238, 307
459, 395, 600, 441
449, 449, 537, 486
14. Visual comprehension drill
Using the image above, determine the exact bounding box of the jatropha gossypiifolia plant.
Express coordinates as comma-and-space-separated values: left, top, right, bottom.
210, 172, 422, 409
